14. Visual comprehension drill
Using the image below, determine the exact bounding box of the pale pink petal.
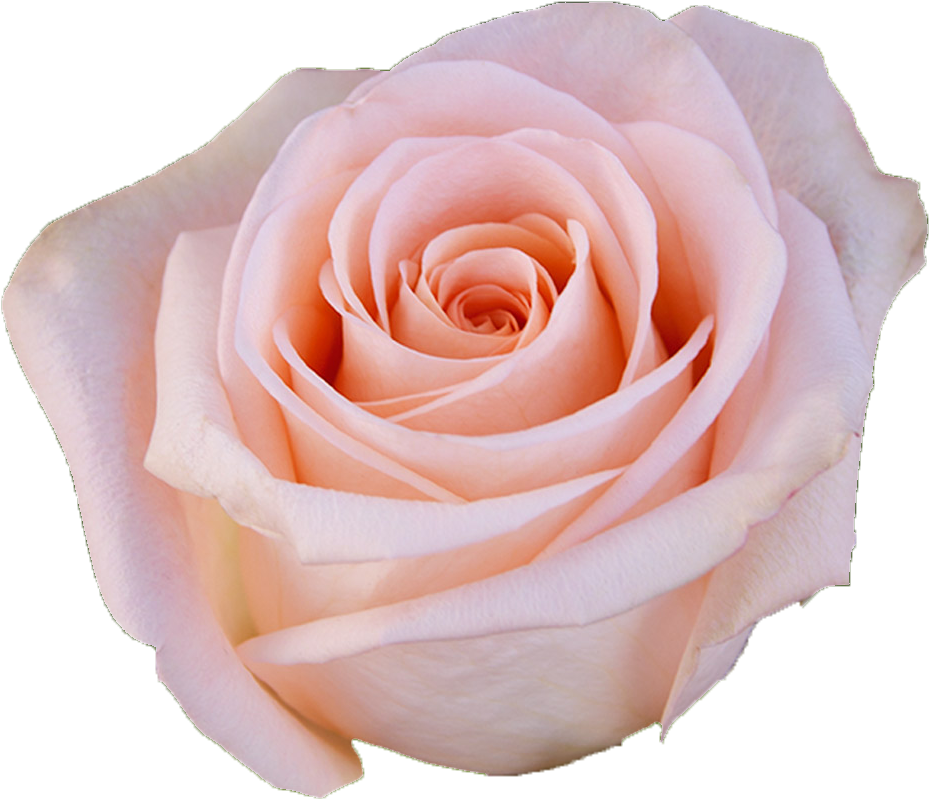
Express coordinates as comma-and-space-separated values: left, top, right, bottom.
659, 190, 872, 729
240, 578, 707, 774
536, 122, 788, 555
234, 185, 871, 770
659, 625, 753, 737
4, 69, 376, 795
327, 135, 478, 328
334, 136, 631, 399
216, 61, 695, 458
3, 70, 371, 642
234, 468, 764, 667
673, 6, 926, 351
274, 309, 704, 498
157, 499, 361, 795
236, 463, 628, 634
144, 224, 630, 564
375, 3, 776, 223
230, 59, 659, 238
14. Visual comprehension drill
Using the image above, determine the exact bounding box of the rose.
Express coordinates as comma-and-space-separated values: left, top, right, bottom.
7, 7, 920, 792
3, 7, 920, 792
5, 3, 919, 790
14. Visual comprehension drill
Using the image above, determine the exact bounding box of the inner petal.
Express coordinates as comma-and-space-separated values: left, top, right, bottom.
330, 135, 636, 404
448, 286, 526, 333
420, 220, 574, 291
366, 135, 639, 355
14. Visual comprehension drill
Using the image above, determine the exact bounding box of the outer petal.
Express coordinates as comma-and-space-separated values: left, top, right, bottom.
661, 447, 861, 731
661, 190, 870, 730
3, 69, 377, 796
374, 2, 777, 224
673, 6, 926, 352
236, 192, 870, 772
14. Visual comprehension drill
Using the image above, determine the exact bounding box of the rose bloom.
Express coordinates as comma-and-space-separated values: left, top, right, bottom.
3, 3, 926, 798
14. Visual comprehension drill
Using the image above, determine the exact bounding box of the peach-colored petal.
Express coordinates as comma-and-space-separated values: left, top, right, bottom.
144, 224, 633, 565
234, 197, 870, 773
500, 129, 661, 386
659, 190, 872, 730
420, 220, 574, 290
230, 123, 716, 496
373, 246, 554, 359
342, 222, 623, 433
238, 578, 706, 775
4, 69, 377, 795
216, 61, 700, 468
673, 6, 926, 352
273, 304, 703, 498
326, 135, 631, 407
376, 3, 777, 224
327, 135, 478, 328
536, 122, 789, 555
319, 259, 500, 398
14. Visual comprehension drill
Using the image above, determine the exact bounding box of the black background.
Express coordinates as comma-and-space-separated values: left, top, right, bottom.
4, 4, 927, 799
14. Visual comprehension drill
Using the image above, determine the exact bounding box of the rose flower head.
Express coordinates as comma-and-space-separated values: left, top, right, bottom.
4, 3, 925, 797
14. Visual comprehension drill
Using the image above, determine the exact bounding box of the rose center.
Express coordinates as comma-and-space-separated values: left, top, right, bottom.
446, 284, 530, 334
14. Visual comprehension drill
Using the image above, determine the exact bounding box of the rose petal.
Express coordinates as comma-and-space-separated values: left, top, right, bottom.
374, 3, 777, 225
387, 249, 549, 360
238, 578, 707, 775
232, 189, 869, 773
327, 135, 478, 329
660, 189, 872, 730
324, 135, 630, 411
673, 6, 926, 352
216, 60, 696, 469
310, 221, 623, 434
661, 448, 860, 733
524, 121, 792, 551
269, 304, 703, 498
4, 68, 376, 796
145, 224, 636, 566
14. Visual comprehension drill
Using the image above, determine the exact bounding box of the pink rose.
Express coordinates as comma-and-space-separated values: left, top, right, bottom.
4, 3, 925, 798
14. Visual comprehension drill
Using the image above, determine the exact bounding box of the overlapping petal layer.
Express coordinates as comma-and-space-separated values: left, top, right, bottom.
7, 5, 919, 798
235, 191, 869, 771
6, 69, 377, 797
114, 15, 883, 791
673, 6, 925, 352
216, 58, 716, 470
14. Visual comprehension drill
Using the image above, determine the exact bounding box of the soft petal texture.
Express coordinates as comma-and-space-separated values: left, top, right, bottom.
6, 5, 920, 795
661, 190, 871, 728
534, 122, 789, 554
4, 69, 379, 795
225, 123, 765, 505
215, 58, 717, 472
234, 186, 870, 659
376, 3, 777, 224
239, 578, 708, 774
145, 222, 628, 566
235, 192, 871, 750
673, 6, 926, 352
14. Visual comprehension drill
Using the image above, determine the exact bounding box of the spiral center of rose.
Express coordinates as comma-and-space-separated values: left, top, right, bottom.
451, 287, 527, 334
362, 214, 571, 361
